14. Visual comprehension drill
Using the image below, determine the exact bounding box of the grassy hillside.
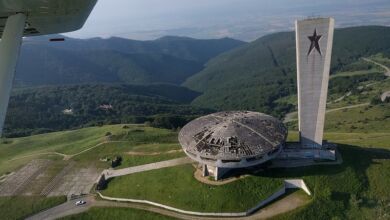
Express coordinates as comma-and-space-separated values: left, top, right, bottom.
184, 26, 390, 117
61, 207, 177, 220
267, 144, 390, 220
102, 164, 283, 212
16, 36, 245, 86
0, 124, 184, 176
0, 124, 184, 219
0, 196, 66, 220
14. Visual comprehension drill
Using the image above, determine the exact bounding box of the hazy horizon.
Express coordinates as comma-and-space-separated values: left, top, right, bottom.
65, 0, 390, 41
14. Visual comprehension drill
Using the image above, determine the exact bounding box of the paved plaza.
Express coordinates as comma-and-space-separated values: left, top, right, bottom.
48, 166, 100, 198
0, 159, 50, 196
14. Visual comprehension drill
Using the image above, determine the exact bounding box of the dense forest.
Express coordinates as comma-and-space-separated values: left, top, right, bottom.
184, 26, 390, 117
15, 36, 245, 86
4, 84, 212, 137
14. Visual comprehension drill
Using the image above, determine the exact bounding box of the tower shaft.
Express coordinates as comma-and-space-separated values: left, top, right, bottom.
296, 18, 335, 148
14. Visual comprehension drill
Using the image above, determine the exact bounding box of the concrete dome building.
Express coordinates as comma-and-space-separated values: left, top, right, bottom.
179, 111, 288, 180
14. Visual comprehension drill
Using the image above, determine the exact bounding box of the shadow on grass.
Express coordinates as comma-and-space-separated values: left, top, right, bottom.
260, 144, 390, 211
257, 144, 390, 178
207, 144, 390, 185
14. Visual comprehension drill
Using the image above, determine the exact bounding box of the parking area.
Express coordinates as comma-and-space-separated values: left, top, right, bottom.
48, 167, 100, 198
0, 160, 51, 196
0, 160, 100, 198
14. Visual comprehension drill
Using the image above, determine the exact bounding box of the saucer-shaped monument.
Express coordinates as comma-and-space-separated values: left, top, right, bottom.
179, 111, 288, 180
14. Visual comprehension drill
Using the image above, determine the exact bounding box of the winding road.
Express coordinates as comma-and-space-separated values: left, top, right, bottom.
362, 58, 390, 77
284, 58, 390, 123
362, 58, 390, 102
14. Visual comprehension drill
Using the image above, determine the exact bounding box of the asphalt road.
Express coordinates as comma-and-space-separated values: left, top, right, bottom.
26, 196, 95, 220
26, 192, 309, 220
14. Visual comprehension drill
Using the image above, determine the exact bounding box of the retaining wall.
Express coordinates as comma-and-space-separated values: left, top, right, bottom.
98, 179, 311, 217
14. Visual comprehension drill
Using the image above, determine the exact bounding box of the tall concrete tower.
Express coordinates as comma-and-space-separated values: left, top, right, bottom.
296, 18, 335, 148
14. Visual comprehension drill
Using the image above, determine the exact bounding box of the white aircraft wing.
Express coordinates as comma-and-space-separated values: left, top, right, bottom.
0, 0, 97, 134
0, 0, 97, 36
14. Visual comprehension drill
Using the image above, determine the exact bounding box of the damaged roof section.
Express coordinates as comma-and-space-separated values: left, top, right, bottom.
179, 111, 288, 163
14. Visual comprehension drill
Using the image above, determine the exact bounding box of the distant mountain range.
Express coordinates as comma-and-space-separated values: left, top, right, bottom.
6, 26, 390, 137
15, 36, 245, 86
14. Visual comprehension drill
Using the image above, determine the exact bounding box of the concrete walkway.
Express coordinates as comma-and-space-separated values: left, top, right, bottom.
104, 157, 192, 179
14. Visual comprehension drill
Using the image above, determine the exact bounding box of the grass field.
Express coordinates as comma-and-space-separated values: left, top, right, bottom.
324, 104, 390, 132
0, 196, 66, 220
0, 124, 187, 219
287, 103, 390, 133
101, 164, 284, 212
269, 144, 390, 220
0, 124, 183, 175
61, 207, 177, 220
71, 126, 184, 169
99, 130, 390, 217
330, 69, 382, 79
0, 125, 121, 175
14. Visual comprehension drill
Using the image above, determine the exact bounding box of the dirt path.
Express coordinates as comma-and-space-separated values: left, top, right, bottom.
381, 91, 390, 102
6, 152, 67, 162
126, 149, 182, 156
63, 141, 109, 160
6, 141, 112, 162
363, 58, 390, 77
328, 91, 352, 105
284, 58, 389, 123
284, 103, 370, 123
325, 102, 370, 113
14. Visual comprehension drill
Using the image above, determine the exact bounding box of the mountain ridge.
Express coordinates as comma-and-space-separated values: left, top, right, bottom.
183, 26, 390, 116
16, 35, 246, 86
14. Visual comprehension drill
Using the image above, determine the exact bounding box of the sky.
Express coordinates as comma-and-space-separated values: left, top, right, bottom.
65, 0, 390, 41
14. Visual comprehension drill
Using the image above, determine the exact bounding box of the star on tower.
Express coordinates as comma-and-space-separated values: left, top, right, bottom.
307, 29, 322, 56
